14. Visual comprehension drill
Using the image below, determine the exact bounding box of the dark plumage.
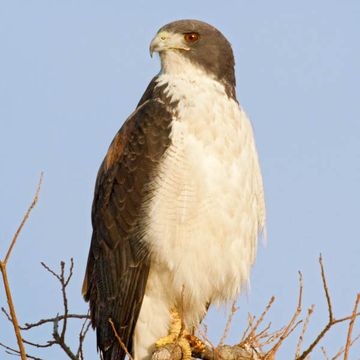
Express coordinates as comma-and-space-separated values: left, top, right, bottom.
83, 82, 174, 359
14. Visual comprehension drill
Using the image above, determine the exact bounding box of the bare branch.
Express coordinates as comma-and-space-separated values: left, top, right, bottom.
330, 333, 360, 360
265, 271, 303, 359
0, 173, 43, 360
65, 258, 74, 287
4, 173, 43, 265
295, 304, 315, 357
0, 341, 44, 360
297, 257, 360, 360
2, 306, 90, 330
60, 260, 72, 340
259, 326, 285, 347
23, 314, 90, 330
40, 261, 61, 281
109, 318, 134, 360
218, 301, 238, 347
76, 312, 92, 360
321, 346, 329, 360
52, 315, 78, 360
39, 259, 75, 346
344, 293, 360, 360
23, 338, 56, 348
319, 254, 333, 323
246, 296, 275, 344
1, 258, 91, 360
241, 314, 255, 343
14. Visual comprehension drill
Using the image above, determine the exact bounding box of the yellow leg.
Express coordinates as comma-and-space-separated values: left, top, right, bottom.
155, 308, 192, 360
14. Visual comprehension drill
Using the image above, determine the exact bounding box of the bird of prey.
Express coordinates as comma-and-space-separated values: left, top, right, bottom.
83, 19, 265, 360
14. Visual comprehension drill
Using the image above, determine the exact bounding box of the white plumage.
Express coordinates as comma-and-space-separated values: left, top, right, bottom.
134, 53, 265, 360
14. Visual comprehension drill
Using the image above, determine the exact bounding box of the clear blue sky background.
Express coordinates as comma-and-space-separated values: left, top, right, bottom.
1, 1, 359, 359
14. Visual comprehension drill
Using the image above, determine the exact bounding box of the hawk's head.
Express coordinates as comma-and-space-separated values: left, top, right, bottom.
150, 19, 236, 93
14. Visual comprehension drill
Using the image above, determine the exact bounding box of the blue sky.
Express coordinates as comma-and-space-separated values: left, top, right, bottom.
1, 1, 359, 358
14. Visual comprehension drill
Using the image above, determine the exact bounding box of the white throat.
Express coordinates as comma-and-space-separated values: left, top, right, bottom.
157, 50, 227, 105
159, 50, 210, 79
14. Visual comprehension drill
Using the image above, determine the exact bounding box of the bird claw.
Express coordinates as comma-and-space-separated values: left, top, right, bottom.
155, 308, 192, 360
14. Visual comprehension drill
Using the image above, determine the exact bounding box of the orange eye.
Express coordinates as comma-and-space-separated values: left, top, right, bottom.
184, 32, 199, 43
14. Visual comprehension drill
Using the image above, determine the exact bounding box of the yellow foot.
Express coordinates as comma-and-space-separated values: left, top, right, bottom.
155, 308, 192, 360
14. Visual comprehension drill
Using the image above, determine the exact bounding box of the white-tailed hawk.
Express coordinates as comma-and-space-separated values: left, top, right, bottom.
83, 19, 266, 360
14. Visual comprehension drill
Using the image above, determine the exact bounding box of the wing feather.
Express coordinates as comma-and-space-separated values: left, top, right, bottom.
83, 79, 173, 360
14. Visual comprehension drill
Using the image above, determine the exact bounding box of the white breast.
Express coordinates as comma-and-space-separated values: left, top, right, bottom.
148, 72, 265, 308
133, 70, 265, 360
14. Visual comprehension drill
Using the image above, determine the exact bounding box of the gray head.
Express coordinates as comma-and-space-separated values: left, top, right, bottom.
150, 19, 236, 97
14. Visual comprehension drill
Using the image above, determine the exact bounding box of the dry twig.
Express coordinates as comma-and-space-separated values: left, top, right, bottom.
296, 256, 360, 360
52, 315, 77, 360
1, 307, 89, 330
241, 314, 255, 343
295, 304, 315, 357
218, 301, 238, 347
1, 259, 91, 359
265, 272, 303, 359
41, 258, 74, 343
331, 334, 360, 360
0, 173, 43, 360
245, 296, 275, 346
344, 293, 360, 360
321, 346, 329, 360
0, 341, 44, 360
76, 311, 92, 360
109, 318, 134, 360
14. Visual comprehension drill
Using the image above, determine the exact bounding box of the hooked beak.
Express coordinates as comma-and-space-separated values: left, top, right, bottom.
149, 31, 190, 57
